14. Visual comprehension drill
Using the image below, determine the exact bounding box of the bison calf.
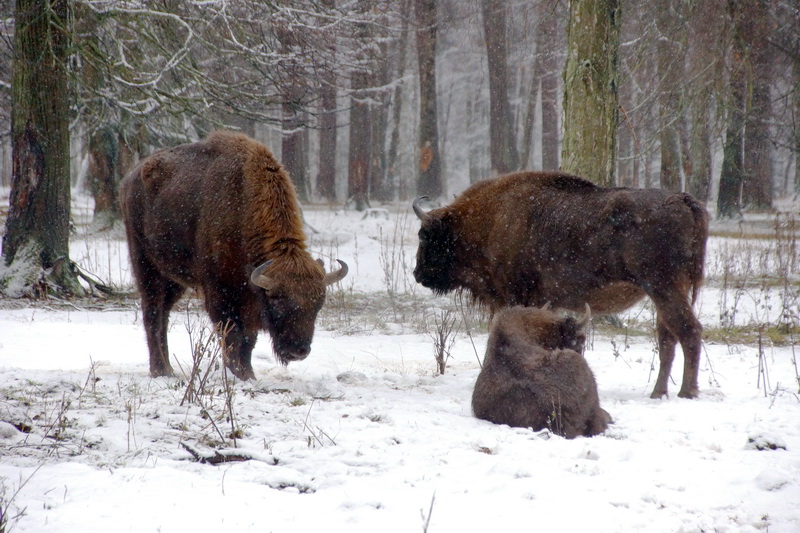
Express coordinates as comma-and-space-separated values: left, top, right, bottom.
472, 306, 611, 438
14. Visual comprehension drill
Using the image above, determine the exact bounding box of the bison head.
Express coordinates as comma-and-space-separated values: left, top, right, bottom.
412, 197, 459, 295
251, 258, 348, 364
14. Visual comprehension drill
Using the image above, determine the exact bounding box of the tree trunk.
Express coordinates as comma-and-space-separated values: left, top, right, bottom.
561, 0, 621, 186
656, 1, 684, 192
718, 66, 746, 218
282, 104, 309, 203
347, 12, 374, 212
315, 0, 338, 202
348, 68, 372, 211
537, 4, 561, 171
387, 0, 412, 201
86, 126, 122, 227
2, 0, 83, 297
741, 0, 773, 210
481, 0, 519, 176
414, 0, 443, 199
687, 101, 712, 202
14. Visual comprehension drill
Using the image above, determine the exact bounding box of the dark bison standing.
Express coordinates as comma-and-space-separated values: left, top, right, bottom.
473, 305, 611, 438
414, 171, 708, 399
120, 131, 347, 379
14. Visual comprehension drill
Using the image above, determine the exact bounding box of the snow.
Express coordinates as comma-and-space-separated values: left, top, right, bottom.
1, 204, 799, 533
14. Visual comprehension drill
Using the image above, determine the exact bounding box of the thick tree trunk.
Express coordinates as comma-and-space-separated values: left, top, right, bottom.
414, 0, 443, 199
561, 0, 621, 186
2, 0, 83, 297
481, 0, 519, 176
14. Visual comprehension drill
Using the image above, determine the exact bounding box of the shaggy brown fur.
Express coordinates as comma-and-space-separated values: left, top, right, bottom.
120, 131, 347, 379
414, 171, 708, 399
472, 306, 611, 438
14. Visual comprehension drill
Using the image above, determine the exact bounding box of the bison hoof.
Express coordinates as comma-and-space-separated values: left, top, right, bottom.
150, 366, 176, 378
227, 364, 255, 381
649, 389, 668, 400
677, 387, 699, 399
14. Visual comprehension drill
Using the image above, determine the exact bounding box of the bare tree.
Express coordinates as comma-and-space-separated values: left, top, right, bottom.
561, 0, 621, 186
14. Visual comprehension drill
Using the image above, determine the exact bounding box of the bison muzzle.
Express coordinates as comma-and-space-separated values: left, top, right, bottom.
414, 171, 708, 399
120, 131, 347, 379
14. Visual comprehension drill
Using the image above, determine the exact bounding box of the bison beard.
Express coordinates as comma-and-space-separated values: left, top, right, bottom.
120, 131, 347, 379
414, 171, 708, 399
472, 305, 611, 438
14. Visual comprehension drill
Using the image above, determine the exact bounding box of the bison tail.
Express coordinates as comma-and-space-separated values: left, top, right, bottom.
684, 195, 709, 306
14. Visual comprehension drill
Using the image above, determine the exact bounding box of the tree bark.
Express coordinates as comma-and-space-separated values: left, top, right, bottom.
481, 0, 519, 176
561, 0, 621, 186
414, 0, 443, 199
2, 0, 83, 297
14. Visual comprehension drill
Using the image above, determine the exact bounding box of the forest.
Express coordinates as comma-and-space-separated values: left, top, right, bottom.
0, 0, 798, 208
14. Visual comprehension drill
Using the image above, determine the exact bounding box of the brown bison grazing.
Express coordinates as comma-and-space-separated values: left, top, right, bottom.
120, 131, 347, 379
472, 305, 611, 438
414, 171, 708, 399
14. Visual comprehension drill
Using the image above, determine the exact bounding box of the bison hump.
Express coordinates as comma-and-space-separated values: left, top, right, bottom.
545, 174, 598, 192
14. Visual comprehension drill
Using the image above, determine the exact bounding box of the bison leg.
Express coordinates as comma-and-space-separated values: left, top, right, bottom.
652, 317, 677, 399
141, 278, 185, 377
129, 242, 185, 377
653, 298, 703, 399
218, 324, 257, 381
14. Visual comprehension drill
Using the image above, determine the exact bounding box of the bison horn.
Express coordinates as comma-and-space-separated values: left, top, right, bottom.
541, 301, 552, 310
578, 303, 592, 331
412, 196, 431, 222
250, 260, 274, 289
324, 259, 349, 286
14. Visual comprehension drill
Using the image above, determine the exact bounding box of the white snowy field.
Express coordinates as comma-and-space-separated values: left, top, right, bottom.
1, 202, 799, 533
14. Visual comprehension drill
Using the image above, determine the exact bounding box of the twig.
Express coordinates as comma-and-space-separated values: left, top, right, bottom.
180, 442, 252, 465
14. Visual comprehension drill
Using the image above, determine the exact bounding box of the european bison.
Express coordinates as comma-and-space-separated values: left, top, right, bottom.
414, 171, 708, 399
120, 131, 347, 379
472, 305, 611, 438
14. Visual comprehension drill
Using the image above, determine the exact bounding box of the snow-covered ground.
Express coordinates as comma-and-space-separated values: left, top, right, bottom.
1, 202, 799, 532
